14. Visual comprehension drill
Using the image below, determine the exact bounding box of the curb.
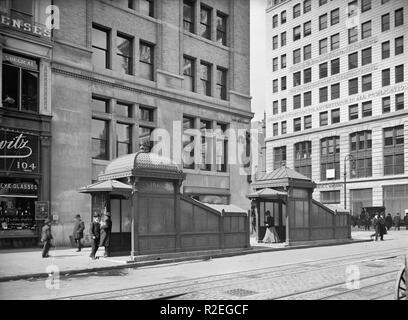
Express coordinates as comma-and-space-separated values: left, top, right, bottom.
0, 238, 371, 283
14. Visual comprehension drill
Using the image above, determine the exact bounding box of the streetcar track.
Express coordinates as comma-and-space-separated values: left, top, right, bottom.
58, 248, 407, 300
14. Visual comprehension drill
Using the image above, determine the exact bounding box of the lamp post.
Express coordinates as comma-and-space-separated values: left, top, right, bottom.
343, 154, 356, 210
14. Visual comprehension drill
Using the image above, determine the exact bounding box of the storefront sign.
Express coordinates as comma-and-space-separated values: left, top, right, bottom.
3, 53, 38, 70
0, 182, 38, 196
0, 130, 40, 174
0, 13, 51, 38
35, 201, 49, 220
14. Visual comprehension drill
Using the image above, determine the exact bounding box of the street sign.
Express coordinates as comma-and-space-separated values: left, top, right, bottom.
326, 169, 335, 179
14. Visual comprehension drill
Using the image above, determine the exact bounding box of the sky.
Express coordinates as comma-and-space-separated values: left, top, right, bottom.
250, 0, 267, 122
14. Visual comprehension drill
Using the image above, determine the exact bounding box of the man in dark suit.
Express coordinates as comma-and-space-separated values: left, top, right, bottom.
41, 219, 53, 258
72, 214, 85, 252
100, 212, 112, 257
89, 213, 101, 260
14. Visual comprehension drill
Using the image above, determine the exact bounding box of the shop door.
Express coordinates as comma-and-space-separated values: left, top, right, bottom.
109, 197, 131, 254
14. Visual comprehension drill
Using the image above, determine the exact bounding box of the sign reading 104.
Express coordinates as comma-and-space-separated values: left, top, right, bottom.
0, 130, 40, 174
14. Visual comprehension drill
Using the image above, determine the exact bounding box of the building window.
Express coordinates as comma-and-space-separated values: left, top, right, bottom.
273, 58, 278, 72
273, 123, 278, 136
303, 21, 311, 37
2, 53, 39, 112
321, 191, 340, 204
215, 122, 228, 172
395, 8, 404, 27
382, 69, 390, 87
116, 123, 131, 157
294, 94, 301, 109
382, 13, 390, 32
331, 108, 340, 124
304, 115, 312, 129
382, 97, 391, 113
200, 5, 212, 40
294, 118, 301, 132
361, 47, 372, 66
348, 1, 358, 17
319, 0, 327, 6
320, 136, 340, 181
200, 120, 212, 171
216, 67, 227, 100
304, 68, 312, 84
273, 100, 279, 115
361, 21, 371, 39
92, 96, 109, 113
92, 118, 109, 160
349, 78, 358, 95
92, 25, 110, 69
273, 14, 278, 28
349, 104, 359, 120
331, 33, 340, 51
382, 41, 390, 59
396, 93, 404, 111
362, 74, 372, 92
319, 38, 327, 55
183, 56, 195, 92
294, 141, 312, 178
350, 189, 373, 216
303, 0, 311, 13
117, 33, 133, 75
11, 0, 34, 21
281, 121, 287, 134
183, 0, 195, 33
281, 98, 287, 113
395, 65, 404, 83
319, 87, 328, 103
395, 36, 404, 55
216, 12, 227, 46
331, 83, 340, 100
140, 0, 154, 17
281, 76, 287, 91
293, 49, 301, 64
319, 14, 327, 30
348, 27, 358, 44
182, 116, 195, 169
200, 61, 211, 96
361, 0, 371, 12
382, 0, 390, 4
281, 54, 287, 69
303, 44, 311, 61
319, 62, 328, 79
281, 10, 287, 24
139, 41, 154, 80
293, 4, 301, 18
331, 58, 340, 75
273, 36, 278, 50
281, 32, 287, 46
274, 146, 286, 169
383, 185, 408, 217
304, 91, 312, 107
320, 111, 328, 126
273, 79, 278, 93
293, 72, 301, 87
128, 0, 134, 9
383, 125, 404, 175
293, 26, 301, 41
139, 106, 154, 122
331, 8, 339, 26
362, 101, 372, 117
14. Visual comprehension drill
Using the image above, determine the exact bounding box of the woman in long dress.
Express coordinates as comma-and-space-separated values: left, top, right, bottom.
263, 211, 280, 243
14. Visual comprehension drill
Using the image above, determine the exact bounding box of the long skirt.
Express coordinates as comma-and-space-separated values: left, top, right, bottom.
263, 227, 280, 243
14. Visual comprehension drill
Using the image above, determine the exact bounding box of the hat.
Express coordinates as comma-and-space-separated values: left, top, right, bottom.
75, 214, 81, 219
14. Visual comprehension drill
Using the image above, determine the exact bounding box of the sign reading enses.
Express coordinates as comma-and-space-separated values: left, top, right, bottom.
0, 13, 51, 38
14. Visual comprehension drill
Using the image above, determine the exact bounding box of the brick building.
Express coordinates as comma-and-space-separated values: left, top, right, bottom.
265, 0, 408, 217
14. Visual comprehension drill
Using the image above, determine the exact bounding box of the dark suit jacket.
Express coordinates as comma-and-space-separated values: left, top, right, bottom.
265, 216, 274, 228
89, 222, 101, 240
100, 219, 112, 247
73, 220, 85, 239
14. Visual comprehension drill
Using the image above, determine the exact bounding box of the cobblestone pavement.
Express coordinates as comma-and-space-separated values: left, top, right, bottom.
61, 247, 406, 300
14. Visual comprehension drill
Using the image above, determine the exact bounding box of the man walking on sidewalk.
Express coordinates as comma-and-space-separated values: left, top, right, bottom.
41, 219, 53, 258
393, 213, 401, 231
89, 213, 101, 260
100, 212, 112, 257
72, 214, 85, 252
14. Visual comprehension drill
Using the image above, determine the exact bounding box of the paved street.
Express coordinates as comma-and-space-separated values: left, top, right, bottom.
0, 230, 407, 300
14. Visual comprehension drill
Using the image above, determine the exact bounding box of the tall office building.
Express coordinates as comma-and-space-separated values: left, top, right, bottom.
0, 0, 252, 246
265, 0, 408, 216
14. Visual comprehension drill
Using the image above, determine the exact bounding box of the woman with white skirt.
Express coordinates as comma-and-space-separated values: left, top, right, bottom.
263, 211, 280, 243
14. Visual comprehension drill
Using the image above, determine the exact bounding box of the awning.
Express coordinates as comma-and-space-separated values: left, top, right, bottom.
247, 188, 288, 200
78, 180, 133, 196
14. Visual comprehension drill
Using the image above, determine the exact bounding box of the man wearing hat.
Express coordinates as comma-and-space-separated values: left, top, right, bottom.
72, 214, 85, 252
41, 219, 53, 258
89, 213, 101, 260
100, 212, 112, 257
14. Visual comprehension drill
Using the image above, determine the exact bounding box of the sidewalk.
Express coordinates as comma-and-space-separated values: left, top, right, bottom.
0, 232, 374, 282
